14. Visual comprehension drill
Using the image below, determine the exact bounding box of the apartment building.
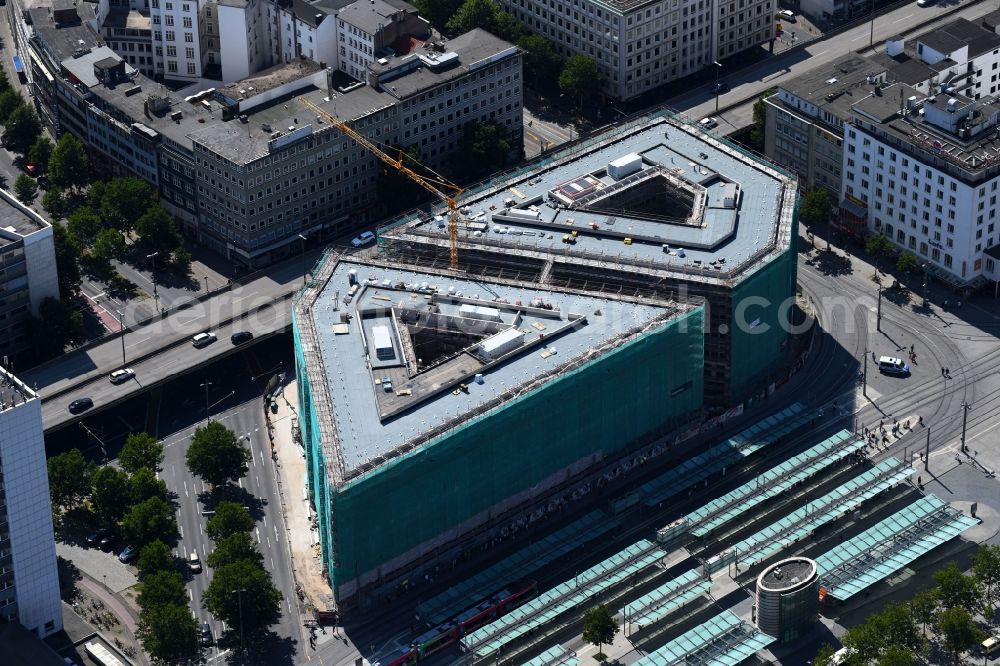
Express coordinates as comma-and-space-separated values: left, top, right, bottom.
499, 0, 774, 100
766, 18, 1000, 195
0, 203, 59, 357
841, 81, 1000, 290
0, 368, 62, 638
27, 6, 522, 268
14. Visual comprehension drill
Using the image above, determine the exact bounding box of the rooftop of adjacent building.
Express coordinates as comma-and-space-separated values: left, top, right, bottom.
386, 113, 796, 282
297, 257, 693, 479
102, 8, 152, 31
758, 557, 817, 591
0, 195, 52, 249
335, 0, 417, 33
0, 365, 38, 414
916, 17, 1000, 61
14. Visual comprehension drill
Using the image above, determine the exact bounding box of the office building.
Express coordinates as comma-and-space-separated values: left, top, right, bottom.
499, 0, 776, 100
0, 368, 62, 638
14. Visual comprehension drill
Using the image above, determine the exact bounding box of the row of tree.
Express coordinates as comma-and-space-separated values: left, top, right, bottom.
814, 546, 1000, 665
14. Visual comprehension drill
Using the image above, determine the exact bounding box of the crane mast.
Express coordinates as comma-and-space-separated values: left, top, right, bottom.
298, 96, 463, 269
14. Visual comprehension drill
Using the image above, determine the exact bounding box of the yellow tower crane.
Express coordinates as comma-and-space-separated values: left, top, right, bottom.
298, 96, 464, 270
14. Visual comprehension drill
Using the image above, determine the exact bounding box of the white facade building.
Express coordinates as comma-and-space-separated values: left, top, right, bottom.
841, 81, 1000, 289
0, 368, 62, 638
499, 0, 775, 100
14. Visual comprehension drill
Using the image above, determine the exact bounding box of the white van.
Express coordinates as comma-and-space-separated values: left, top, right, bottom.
984, 636, 1000, 655
878, 356, 910, 376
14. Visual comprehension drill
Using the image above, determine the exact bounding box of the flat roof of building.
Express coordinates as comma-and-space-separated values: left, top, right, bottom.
337, 0, 405, 33
384, 112, 797, 285
0, 198, 51, 249
0, 366, 37, 415
102, 8, 151, 31
758, 557, 816, 591
917, 18, 1000, 60
296, 257, 694, 479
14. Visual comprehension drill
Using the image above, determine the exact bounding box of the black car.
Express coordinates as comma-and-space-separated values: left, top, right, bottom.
231, 331, 253, 345
68, 398, 93, 414
200, 623, 213, 646
712, 82, 730, 95
85, 527, 110, 547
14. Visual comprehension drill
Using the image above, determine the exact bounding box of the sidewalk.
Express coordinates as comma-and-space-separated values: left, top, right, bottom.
75, 573, 146, 666
269, 380, 336, 612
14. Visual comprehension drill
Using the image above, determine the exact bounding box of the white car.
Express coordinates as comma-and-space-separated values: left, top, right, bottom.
191, 332, 217, 348
351, 230, 376, 248
109, 368, 135, 384
916, 0, 934, 6
699, 117, 718, 130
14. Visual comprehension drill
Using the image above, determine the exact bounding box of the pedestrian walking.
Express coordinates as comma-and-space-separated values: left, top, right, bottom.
946, 367, 950, 376
910, 344, 914, 353
941, 367, 945, 376
872, 351, 876, 362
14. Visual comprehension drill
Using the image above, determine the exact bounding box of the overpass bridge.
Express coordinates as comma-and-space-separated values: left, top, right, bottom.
26, 260, 306, 434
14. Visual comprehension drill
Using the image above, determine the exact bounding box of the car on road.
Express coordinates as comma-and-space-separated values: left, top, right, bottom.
191, 332, 217, 348
777, 9, 796, 20
117, 544, 138, 563
68, 398, 93, 414
109, 368, 135, 384
200, 623, 213, 646
699, 117, 718, 130
916, 0, 934, 6
351, 230, 376, 247
188, 551, 202, 573
230, 331, 253, 345
711, 82, 730, 95
85, 527, 111, 547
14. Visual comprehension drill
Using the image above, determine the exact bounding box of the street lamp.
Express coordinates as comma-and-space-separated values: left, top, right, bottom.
876, 285, 883, 332
713, 61, 723, 113
298, 233, 307, 287
203, 275, 209, 293
236, 586, 246, 665
116, 310, 127, 369
146, 252, 159, 311
201, 379, 212, 425
922, 263, 929, 306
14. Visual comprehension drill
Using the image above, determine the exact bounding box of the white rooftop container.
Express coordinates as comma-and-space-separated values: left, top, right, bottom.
371, 325, 395, 360
608, 153, 642, 180
479, 328, 525, 359
459, 304, 502, 322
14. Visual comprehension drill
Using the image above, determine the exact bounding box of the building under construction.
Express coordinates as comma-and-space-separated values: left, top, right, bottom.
292, 109, 798, 608
293, 258, 704, 606
380, 108, 800, 403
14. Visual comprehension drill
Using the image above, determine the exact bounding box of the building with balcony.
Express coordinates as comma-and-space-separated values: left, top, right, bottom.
0, 368, 62, 638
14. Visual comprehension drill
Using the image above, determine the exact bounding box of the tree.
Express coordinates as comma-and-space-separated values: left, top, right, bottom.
119, 432, 164, 474
0, 89, 21, 124
137, 602, 198, 664
129, 467, 169, 505
206, 501, 255, 542
203, 560, 283, 635
799, 188, 833, 229
559, 55, 603, 108
811, 644, 838, 666
865, 233, 894, 274
450, 120, 512, 180
66, 206, 104, 246
172, 246, 192, 275
135, 204, 182, 255
185, 421, 251, 489
47, 448, 95, 509
581, 604, 618, 661
207, 532, 263, 569
973, 544, 1000, 614
28, 136, 53, 172
14, 173, 36, 203
445, 0, 522, 41
52, 223, 81, 298
92, 228, 127, 263
896, 251, 918, 278
871, 602, 920, 653
26, 296, 85, 358
936, 606, 983, 663
138, 570, 187, 611
137, 540, 175, 578
876, 645, 915, 666
934, 561, 980, 612
48, 134, 90, 190
1, 103, 40, 154
99, 177, 154, 232
122, 496, 178, 546
90, 466, 130, 526
517, 34, 563, 91
42, 187, 67, 219
749, 93, 771, 150
909, 587, 938, 636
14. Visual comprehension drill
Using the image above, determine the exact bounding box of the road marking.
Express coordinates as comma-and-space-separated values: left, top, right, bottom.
256, 474, 261, 487
189, 588, 193, 601
270, 557, 274, 569
238, 478, 243, 488
200, 522, 204, 535
262, 514, 267, 526
811, 49, 828, 57
184, 480, 189, 497
895, 12, 913, 21
256, 527, 261, 543
179, 525, 184, 539
274, 525, 278, 541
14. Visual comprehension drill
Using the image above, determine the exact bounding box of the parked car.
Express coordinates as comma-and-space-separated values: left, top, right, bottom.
191, 332, 217, 348
200, 623, 213, 646
109, 368, 135, 384
230, 331, 253, 345
117, 544, 138, 563
699, 117, 718, 130
711, 82, 730, 95
85, 527, 110, 547
351, 230, 376, 248
68, 398, 93, 414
